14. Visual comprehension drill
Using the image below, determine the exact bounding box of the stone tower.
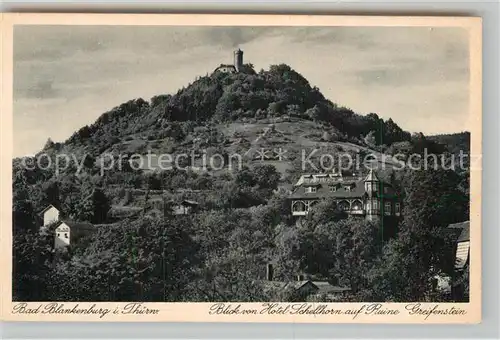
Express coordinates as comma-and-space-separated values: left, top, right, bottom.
233, 48, 243, 72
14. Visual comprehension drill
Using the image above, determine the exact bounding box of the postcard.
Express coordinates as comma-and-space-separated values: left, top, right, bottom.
0, 13, 482, 323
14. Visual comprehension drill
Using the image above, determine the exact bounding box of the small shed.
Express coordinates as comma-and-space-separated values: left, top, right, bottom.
172, 200, 199, 215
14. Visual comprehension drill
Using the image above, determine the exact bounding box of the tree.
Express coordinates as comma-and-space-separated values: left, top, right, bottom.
305, 105, 322, 121
298, 197, 345, 231
83, 154, 96, 170
73, 187, 110, 223
91, 188, 111, 223
252, 164, 281, 191
43, 138, 55, 150
192, 208, 274, 302
12, 179, 37, 233
234, 167, 255, 187
13, 228, 55, 301
367, 168, 468, 302
41, 180, 60, 208
364, 130, 377, 148
48, 216, 201, 302
324, 218, 382, 296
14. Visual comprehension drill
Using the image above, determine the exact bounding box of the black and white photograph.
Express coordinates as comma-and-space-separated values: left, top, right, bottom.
2, 14, 482, 322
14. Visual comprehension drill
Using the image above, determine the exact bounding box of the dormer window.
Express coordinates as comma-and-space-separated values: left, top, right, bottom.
344, 183, 355, 192
329, 186, 337, 192
305, 186, 317, 193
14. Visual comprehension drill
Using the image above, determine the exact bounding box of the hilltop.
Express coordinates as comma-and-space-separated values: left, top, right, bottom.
51, 63, 413, 157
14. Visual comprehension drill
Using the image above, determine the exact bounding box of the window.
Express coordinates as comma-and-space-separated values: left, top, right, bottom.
352, 201, 362, 210
293, 201, 306, 212
329, 186, 337, 192
395, 203, 401, 215
57, 233, 60, 237
385, 202, 391, 215
339, 201, 350, 211
305, 186, 317, 193
64, 233, 68, 239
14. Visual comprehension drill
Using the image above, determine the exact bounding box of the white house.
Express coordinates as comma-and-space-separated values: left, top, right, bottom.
433, 221, 470, 298
448, 221, 470, 270
54, 221, 71, 249
39, 204, 94, 249
53, 220, 95, 250
455, 223, 470, 270
39, 204, 60, 226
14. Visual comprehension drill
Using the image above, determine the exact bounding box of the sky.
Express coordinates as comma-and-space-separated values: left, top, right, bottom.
13, 25, 470, 156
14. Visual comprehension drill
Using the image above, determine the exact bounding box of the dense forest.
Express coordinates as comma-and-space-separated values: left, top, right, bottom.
12, 63, 470, 302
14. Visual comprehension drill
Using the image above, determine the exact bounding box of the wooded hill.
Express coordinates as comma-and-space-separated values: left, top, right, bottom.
12, 62, 471, 303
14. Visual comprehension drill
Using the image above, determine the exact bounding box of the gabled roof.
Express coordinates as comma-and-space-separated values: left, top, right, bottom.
38, 204, 60, 216
290, 280, 318, 290
303, 182, 322, 188
457, 223, 470, 243
448, 221, 469, 229
447, 221, 470, 242
291, 168, 400, 200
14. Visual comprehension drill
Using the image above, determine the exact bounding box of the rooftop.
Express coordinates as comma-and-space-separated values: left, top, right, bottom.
38, 204, 61, 216
365, 169, 379, 182
447, 221, 470, 242
290, 179, 397, 199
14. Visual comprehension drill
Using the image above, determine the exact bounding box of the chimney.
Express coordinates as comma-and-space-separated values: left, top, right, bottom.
266, 263, 274, 281
297, 274, 304, 281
